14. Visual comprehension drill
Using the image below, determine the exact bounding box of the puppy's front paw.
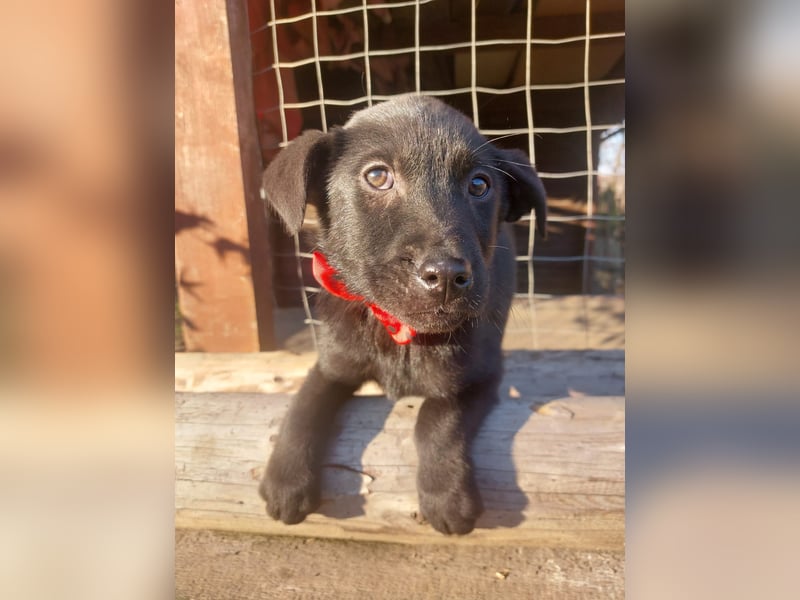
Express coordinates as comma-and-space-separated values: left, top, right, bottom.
418, 480, 483, 535
259, 458, 320, 525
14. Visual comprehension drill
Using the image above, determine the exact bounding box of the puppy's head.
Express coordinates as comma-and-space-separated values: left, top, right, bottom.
261, 95, 547, 334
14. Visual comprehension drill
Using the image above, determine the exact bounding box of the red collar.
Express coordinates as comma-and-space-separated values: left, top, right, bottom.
311, 251, 417, 345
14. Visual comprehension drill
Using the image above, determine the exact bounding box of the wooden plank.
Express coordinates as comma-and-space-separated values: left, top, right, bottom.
174, 348, 625, 396
175, 351, 316, 394
175, 0, 274, 351
176, 388, 624, 549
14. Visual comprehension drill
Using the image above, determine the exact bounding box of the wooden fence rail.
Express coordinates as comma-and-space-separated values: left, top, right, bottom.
176, 351, 625, 549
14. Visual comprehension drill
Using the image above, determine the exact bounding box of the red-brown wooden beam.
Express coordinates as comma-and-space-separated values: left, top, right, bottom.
176, 0, 274, 351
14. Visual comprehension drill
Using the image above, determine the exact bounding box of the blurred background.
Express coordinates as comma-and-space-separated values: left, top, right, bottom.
627, 1, 800, 598
1, 1, 173, 599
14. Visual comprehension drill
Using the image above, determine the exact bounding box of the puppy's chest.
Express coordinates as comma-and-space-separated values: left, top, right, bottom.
372, 345, 464, 400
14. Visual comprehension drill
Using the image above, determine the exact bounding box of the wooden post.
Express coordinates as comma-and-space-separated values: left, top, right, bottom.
176, 0, 274, 351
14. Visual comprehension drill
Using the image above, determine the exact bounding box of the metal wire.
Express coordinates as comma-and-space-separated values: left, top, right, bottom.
257, 0, 625, 351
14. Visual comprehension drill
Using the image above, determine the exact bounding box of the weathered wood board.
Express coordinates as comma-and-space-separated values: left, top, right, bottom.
176, 352, 624, 549
175, 0, 274, 351
175, 349, 625, 397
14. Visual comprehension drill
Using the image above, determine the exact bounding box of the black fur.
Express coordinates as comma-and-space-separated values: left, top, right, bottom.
259, 95, 546, 534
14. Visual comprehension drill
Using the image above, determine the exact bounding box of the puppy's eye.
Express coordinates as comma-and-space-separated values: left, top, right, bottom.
468, 175, 490, 198
365, 167, 394, 190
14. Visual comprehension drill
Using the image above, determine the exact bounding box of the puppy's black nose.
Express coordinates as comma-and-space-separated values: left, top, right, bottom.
418, 257, 473, 301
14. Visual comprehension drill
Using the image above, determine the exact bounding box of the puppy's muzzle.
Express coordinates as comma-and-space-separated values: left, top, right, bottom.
417, 256, 473, 304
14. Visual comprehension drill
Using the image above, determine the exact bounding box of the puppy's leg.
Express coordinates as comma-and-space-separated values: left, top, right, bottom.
260, 364, 358, 524
414, 379, 499, 535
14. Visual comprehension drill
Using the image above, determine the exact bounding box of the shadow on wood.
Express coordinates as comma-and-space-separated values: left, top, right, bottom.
313, 392, 532, 530
473, 402, 532, 530
317, 395, 394, 520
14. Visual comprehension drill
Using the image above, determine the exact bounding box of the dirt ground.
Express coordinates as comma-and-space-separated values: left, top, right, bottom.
176, 529, 624, 599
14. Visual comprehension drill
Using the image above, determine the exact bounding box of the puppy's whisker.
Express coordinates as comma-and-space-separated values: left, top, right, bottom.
495, 158, 535, 168
471, 132, 521, 155
482, 164, 517, 182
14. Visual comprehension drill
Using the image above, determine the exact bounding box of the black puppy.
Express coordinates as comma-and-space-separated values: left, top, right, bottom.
259, 94, 546, 535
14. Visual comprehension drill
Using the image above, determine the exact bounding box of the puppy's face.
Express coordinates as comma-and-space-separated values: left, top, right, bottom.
262, 95, 547, 334
322, 99, 504, 332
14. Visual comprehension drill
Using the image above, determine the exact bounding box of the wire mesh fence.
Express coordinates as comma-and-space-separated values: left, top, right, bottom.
249, 0, 624, 351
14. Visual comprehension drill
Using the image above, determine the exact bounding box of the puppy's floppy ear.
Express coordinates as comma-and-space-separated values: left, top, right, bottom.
260, 130, 332, 236
496, 148, 548, 238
